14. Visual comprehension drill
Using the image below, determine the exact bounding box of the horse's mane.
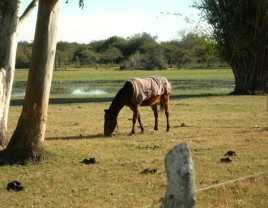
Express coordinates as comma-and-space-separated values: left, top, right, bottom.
108, 81, 132, 115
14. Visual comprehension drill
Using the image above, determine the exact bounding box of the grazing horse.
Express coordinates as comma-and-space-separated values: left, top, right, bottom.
104, 76, 171, 136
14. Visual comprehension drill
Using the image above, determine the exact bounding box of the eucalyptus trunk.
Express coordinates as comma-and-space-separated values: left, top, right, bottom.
0, 0, 60, 164
0, 0, 21, 149
0, 0, 38, 149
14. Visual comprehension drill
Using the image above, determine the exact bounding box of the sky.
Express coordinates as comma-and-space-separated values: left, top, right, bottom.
19, 0, 200, 43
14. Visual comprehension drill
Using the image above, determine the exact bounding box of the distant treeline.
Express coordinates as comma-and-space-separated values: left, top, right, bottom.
16, 32, 228, 70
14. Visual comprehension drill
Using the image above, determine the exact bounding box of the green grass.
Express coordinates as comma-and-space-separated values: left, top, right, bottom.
15, 67, 234, 81
2, 95, 268, 208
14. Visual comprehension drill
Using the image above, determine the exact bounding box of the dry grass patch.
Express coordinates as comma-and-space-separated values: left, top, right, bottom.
1, 95, 267, 207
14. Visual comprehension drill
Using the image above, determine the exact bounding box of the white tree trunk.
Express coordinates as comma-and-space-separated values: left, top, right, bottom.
0, 0, 21, 149
0, 0, 38, 149
0, 0, 60, 164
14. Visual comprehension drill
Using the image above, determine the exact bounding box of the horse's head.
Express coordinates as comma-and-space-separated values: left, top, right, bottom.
104, 109, 117, 136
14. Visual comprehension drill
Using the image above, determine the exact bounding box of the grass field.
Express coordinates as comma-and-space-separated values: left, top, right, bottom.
1, 68, 267, 207
14, 67, 234, 81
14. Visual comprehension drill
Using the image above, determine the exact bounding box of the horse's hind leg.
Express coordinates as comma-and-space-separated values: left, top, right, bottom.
151, 104, 158, 131
161, 94, 170, 132
166, 108, 170, 132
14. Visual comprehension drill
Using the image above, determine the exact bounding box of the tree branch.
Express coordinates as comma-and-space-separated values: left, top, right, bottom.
65, 0, 84, 9
19, 0, 39, 25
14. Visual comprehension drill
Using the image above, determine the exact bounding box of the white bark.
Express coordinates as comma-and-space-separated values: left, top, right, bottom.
0, 0, 21, 148
23, 0, 60, 140
0, 0, 38, 148
2, 0, 60, 163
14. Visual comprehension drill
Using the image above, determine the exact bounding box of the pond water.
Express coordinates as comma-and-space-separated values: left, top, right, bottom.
12, 79, 235, 97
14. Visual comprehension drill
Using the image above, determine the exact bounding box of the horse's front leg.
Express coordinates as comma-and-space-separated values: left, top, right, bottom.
151, 104, 158, 131
130, 110, 138, 135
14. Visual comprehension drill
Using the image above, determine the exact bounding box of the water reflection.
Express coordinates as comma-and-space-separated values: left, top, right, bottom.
12, 92, 26, 97
12, 79, 234, 97
71, 89, 107, 95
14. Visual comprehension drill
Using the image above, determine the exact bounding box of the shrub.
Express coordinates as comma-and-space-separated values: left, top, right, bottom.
121, 50, 167, 70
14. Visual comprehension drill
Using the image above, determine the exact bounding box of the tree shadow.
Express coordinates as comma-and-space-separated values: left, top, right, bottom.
11, 93, 229, 106
46, 133, 105, 140
10, 97, 114, 106
171, 93, 229, 100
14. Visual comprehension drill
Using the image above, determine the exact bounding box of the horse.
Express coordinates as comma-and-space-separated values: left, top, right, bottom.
104, 76, 171, 136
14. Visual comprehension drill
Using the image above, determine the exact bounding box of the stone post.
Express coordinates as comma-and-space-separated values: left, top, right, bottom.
161, 142, 196, 208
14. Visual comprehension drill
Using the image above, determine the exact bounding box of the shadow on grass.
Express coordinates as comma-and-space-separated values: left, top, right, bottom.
46, 133, 105, 140
10, 97, 114, 106
172, 93, 229, 99
11, 93, 228, 106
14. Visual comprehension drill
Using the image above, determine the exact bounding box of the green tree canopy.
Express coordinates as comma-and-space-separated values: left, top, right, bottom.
16, 32, 223, 69
101, 47, 123, 66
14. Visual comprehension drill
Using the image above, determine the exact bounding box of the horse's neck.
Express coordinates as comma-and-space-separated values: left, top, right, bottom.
109, 86, 129, 117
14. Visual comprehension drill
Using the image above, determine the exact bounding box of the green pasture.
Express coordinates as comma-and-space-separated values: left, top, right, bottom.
14, 67, 234, 81
1, 68, 267, 207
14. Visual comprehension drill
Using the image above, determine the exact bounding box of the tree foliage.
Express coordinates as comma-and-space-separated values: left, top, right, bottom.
162, 41, 188, 69
101, 47, 123, 66
194, 0, 268, 94
16, 41, 32, 68
65, 0, 84, 8
17, 32, 222, 69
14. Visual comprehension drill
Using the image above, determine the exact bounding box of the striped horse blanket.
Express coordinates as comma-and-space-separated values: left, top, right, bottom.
129, 76, 171, 104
